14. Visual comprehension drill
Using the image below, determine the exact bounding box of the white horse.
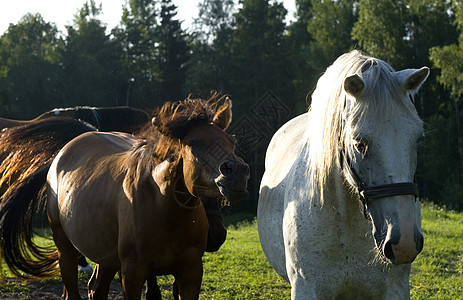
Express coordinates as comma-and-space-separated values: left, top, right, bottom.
258, 50, 429, 299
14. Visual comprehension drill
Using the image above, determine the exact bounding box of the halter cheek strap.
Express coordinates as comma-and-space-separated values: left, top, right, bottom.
340, 147, 419, 220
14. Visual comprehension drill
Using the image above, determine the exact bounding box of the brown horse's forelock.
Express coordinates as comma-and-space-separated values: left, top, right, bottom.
156, 99, 216, 139
134, 98, 222, 163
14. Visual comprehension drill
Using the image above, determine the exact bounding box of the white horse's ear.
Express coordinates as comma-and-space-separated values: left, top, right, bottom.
344, 74, 365, 98
396, 67, 430, 92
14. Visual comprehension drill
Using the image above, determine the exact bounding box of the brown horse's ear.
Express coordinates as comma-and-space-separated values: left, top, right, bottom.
213, 97, 232, 130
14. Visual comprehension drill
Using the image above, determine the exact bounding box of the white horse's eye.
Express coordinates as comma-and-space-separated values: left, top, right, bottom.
354, 139, 368, 157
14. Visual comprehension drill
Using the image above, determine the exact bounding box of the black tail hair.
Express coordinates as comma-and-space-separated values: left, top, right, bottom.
0, 117, 97, 278
0, 162, 59, 277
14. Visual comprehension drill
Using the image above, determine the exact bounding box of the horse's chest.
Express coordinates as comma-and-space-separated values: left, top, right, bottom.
283, 200, 410, 297
311, 262, 409, 299
127, 211, 208, 271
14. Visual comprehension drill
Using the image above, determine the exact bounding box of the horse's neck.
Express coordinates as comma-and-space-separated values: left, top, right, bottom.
321, 166, 370, 230
152, 159, 201, 211
171, 175, 202, 209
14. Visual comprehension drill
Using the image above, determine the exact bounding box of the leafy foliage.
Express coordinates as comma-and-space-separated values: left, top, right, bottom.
61, 0, 126, 107
0, 14, 64, 118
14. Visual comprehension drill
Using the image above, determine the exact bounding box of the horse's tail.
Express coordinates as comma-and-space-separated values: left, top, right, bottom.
0, 162, 59, 277
0, 117, 96, 277
0, 117, 97, 197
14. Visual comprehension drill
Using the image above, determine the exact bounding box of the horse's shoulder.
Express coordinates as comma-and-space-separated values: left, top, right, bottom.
265, 113, 308, 169
260, 113, 309, 194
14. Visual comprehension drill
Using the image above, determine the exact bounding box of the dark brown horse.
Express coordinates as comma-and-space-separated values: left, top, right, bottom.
0, 106, 151, 133
0, 103, 232, 299
0, 98, 249, 299
0, 106, 228, 254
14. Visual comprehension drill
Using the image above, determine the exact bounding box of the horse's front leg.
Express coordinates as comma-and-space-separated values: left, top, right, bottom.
87, 264, 118, 300
174, 258, 203, 300
120, 261, 148, 300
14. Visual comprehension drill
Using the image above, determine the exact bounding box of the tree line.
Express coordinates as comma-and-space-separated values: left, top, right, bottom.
0, 0, 462, 210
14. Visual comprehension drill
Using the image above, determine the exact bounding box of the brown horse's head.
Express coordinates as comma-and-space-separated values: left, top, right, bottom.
154, 96, 249, 202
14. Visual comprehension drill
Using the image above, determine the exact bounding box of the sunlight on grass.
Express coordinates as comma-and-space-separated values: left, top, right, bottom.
1, 203, 461, 299
410, 202, 463, 300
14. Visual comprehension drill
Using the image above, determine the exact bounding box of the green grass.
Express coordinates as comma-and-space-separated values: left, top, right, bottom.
1, 203, 461, 299
409, 202, 463, 299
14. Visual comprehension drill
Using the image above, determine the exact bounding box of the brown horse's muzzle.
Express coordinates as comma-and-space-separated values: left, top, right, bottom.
215, 160, 250, 201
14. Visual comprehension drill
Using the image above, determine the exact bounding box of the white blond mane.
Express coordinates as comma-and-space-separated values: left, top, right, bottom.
306, 50, 422, 198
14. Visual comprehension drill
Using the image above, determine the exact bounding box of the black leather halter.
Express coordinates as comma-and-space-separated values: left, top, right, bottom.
340, 146, 419, 220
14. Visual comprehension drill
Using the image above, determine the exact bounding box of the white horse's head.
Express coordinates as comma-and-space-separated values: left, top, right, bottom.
307, 50, 429, 265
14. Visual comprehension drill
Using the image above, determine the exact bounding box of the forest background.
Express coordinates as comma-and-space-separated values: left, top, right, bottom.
1, 0, 463, 212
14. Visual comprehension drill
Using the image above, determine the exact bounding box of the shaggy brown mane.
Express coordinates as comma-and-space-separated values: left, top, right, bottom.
122, 95, 228, 185
137, 95, 226, 161
155, 98, 217, 139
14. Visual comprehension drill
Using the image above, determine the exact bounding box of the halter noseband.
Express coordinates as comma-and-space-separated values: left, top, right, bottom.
340, 146, 419, 220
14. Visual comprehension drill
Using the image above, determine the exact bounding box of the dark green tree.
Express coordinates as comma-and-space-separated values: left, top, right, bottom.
288, 0, 358, 110
230, 0, 290, 107
113, 0, 159, 107
427, 0, 463, 209
114, 0, 189, 106
193, 0, 235, 44
156, 0, 190, 102
352, 0, 409, 68
429, 0, 463, 98
0, 13, 64, 118
308, 0, 358, 71
286, 0, 314, 109
226, 0, 292, 211
353, 0, 455, 70
62, 0, 126, 107
186, 0, 235, 95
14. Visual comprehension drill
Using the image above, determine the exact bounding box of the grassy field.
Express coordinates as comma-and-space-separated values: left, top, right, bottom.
409, 203, 463, 299
0, 202, 461, 299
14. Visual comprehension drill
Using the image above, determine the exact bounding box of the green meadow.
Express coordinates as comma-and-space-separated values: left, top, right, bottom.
0, 202, 461, 299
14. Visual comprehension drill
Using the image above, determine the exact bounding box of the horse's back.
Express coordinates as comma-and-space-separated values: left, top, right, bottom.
47, 131, 138, 267
0, 117, 27, 131
257, 112, 309, 281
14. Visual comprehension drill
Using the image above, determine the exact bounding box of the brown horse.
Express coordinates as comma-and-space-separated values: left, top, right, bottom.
0, 106, 151, 133
0, 98, 249, 299
0, 106, 228, 255
0, 104, 231, 299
